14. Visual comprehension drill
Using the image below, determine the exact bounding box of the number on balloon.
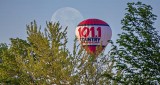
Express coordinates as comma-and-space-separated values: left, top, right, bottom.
90, 27, 95, 37
97, 27, 101, 37
78, 27, 101, 38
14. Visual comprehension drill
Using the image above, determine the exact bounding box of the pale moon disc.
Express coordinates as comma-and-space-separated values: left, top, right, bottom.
51, 7, 84, 50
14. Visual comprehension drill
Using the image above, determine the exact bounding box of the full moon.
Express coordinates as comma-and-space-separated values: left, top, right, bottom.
51, 7, 84, 50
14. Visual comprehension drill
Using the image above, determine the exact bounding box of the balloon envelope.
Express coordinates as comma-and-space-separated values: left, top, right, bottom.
75, 18, 112, 56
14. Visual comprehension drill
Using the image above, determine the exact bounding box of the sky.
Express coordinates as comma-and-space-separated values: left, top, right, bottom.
0, 0, 160, 52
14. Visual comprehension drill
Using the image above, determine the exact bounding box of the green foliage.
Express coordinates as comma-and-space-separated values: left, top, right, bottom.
110, 1, 160, 84
0, 21, 116, 84
0, 43, 8, 62
71, 37, 118, 85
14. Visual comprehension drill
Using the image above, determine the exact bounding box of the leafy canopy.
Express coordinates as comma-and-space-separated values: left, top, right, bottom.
110, 1, 160, 84
0, 21, 116, 85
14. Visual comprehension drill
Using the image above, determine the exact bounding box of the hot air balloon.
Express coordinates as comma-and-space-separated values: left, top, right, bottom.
75, 18, 112, 56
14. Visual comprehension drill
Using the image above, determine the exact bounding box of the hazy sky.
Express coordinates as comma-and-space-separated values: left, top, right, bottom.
0, 0, 160, 52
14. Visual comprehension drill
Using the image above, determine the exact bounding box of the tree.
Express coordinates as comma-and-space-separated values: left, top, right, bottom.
0, 43, 8, 63
71, 37, 117, 85
110, 1, 160, 84
0, 21, 116, 84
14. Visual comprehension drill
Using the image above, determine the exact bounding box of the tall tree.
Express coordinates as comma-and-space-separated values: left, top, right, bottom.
0, 21, 72, 84
71, 37, 117, 85
0, 21, 116, 84
110, 1, 160, 84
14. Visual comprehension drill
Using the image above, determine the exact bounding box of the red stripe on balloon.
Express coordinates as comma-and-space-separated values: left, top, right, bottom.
78, 18, 109, 26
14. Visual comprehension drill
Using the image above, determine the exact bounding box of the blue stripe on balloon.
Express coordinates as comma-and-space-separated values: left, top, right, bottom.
78, 24, 109, 26
83, 45, 106, 47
